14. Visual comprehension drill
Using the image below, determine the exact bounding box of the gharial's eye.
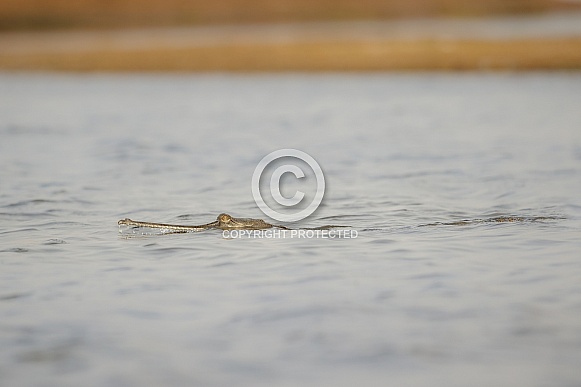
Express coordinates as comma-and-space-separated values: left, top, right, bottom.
218, 213, 231, 222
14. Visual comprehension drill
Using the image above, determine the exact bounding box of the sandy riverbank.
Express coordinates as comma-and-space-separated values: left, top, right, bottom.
1, 38, 580, 72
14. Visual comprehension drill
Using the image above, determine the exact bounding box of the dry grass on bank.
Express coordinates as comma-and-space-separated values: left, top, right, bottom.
1, 38, 580, 72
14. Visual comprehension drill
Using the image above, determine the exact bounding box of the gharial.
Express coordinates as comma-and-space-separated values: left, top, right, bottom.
118, 213, 560, 234
118, 213, 345, 233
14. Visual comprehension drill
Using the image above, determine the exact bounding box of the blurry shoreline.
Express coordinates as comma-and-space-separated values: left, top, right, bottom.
1, 13, 581, 72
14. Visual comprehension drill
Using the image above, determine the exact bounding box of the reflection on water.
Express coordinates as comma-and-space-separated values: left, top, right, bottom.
1, 73, 581, 386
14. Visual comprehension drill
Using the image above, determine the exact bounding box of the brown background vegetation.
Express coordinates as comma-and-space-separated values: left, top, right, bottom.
1, 0, 579, 71
0, 0, 574, 30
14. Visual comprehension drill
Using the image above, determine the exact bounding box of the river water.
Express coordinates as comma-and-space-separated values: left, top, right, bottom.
1, 73, 580, 386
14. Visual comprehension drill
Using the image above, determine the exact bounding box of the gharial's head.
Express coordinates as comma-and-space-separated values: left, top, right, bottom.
216, 213, 270, 229
218, 213, 250, 228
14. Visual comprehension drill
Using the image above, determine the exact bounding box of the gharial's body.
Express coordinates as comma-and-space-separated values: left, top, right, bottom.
118, 213, 289, 232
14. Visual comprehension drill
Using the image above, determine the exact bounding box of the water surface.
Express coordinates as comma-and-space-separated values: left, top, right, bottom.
1, 73, 580, 386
